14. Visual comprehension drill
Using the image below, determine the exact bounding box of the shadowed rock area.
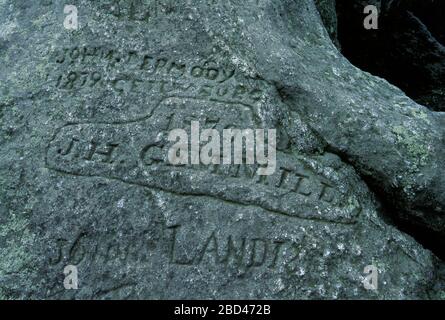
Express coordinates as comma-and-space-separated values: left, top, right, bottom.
337, 0, 445, 111
0, 0, 444, 299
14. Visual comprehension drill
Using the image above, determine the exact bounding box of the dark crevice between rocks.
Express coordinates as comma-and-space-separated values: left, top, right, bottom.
360, 179, 445, 262
313, 0, 445, 261
324, 145, 445, 262
276, 70, 445, 264
335, 0, 445, 112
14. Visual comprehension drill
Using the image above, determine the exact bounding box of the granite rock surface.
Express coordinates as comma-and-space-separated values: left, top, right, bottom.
0, 0, 444, 299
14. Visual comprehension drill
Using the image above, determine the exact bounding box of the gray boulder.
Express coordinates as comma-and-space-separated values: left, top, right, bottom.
0, 0, 444, 299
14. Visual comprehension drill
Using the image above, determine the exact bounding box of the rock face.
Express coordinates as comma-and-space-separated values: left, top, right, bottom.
315, 0, 340, 49
0, 0, 444, 299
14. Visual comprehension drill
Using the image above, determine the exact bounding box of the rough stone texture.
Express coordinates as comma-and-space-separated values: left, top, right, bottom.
196, 0, 445, 237
314, 0, 340, 49
0, 0, 444, 299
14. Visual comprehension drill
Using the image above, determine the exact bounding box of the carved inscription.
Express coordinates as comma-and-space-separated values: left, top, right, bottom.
168, 225, 300, 272
50, 224, 311, 274
46, 98, 361, 223
49, 45, 265, 108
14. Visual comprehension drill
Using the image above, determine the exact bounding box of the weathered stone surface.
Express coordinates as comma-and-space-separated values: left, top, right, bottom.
195, 0, 445, 237
315, 0, 340, 49
0, 0, 444, 299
